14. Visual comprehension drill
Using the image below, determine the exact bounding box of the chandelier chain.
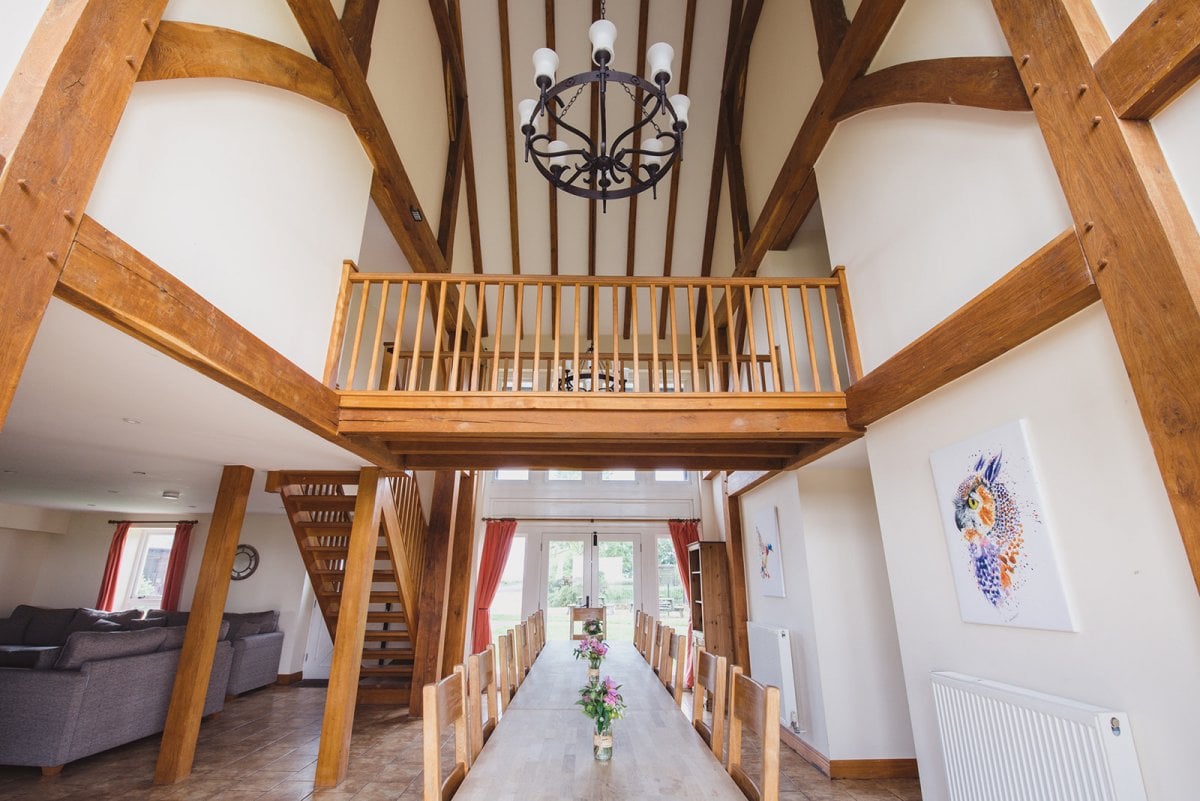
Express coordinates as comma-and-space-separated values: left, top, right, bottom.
559, 85, 587, 118
620, 81, 664, 136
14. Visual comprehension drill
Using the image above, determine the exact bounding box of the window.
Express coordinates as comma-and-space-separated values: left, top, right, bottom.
119, 527, 175, 611
657, 537, 689, 628
495, 468, 530, 481
547, 469, 582, 481
655, 469, 688, 482
490, 537, 526, 645
601, 470, 636, 481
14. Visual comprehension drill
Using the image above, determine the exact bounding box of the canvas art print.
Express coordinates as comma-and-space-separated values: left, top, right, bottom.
929, 420, 1075, 631
753, 506, 786, 598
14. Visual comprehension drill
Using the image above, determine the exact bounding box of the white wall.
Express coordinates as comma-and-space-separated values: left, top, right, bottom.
813, 2, 1200, 798
83, 2, 374, 379
738, 467, 913, 761
0, 500, 63, 616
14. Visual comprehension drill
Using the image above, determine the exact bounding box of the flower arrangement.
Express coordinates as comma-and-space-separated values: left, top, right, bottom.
573, 636, 609, 669
582, 617, 604, 638
578, 676, 626, 730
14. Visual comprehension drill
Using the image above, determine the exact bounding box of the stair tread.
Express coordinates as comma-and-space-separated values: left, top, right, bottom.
359, 666, 414, 676
290, 496, 357, 511
367, 612, 406, 623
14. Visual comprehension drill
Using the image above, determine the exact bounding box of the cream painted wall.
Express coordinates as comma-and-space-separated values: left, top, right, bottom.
83, 3, 374, 379
738, 467, 913, 760
0, 0, 48, 94
0, 529, 53, 617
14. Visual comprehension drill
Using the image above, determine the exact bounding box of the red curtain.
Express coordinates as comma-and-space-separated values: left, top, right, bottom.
471, 519, 518, 653
160, 521, 195, 612
668, 518, 701, 685
96, 522, 132, 610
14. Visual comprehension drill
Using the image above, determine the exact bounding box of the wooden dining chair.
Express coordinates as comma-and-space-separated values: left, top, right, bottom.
726, 666, 781, 801
536, 609, 546, 652
640, 614, 654, 660
569, 606, 606, 640
496, 632, 515, 711
656, 625, 674, 677
634, 609, 645, 650
661, 631, 686, 706
422, 664, 470, 801
508, 625, 526, 689
466, 646, 500, 761
649, 620, 664, 671
691, 646, 728, 758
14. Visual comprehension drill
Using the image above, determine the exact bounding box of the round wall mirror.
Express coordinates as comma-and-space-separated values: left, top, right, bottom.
231, 544, 260, 581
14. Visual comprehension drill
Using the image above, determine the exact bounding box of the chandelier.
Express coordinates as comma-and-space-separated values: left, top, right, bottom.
519, 1, 690, 210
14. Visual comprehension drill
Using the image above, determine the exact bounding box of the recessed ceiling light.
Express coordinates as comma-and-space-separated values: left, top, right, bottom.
162, 490, 181, 500
133, 470, 147, 476
121, 418, 142, 425
1, 469, 16, 474
107, 490, 119, 494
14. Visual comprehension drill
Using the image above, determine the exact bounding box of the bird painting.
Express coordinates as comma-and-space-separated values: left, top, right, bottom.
757, 526, 774, 580
952, 451, 1025, 608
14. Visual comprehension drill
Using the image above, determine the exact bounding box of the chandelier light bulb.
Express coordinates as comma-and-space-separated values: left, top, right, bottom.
532, 47, 559, 88
642, 137, 667, 167
589, 20, 617, 66
646, 42, 674, 85
668, 94, 690, 130
548, 139, 570, 168
518, 98, 541, 134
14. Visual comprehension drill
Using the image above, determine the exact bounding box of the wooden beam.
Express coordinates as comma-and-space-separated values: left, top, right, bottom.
992, 0, 1200, 591
1094, 0, 1200, 119
428, 0, 468, 101
736, 1, 906, 279
622, 0, 651, 337
341, 0, 381, 72
725, 470, 773, 497
315, 467, 387, 788
288, 0, 447, 273
497, 0, 522, 277
767, 169, 818, 251
723, 0, 764, 265
409, 470, 461, 717
438, 107, 468, 262
386, 453, 798, 472
834, 56, 1031, 122
545, 0, 560, 277
846, 229, 1095, 427
0, 0, 166, 431
810, 0, 851, 77
138, 22, 348, 113
721, 473, 752, 672
155, 465, 253, 783
441, 471, 477, 675
57, 217, 399, 469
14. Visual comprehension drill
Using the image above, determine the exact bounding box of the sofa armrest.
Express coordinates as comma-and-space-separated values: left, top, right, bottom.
0, 667, 88, 767
227, 631, 285, 696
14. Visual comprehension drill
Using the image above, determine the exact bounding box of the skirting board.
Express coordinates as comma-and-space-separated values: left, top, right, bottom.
780, 726, 919, 780
276, 671, 304, 685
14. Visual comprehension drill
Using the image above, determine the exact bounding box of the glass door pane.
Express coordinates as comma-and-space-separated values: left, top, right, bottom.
595, 537, 637, 643
490, 536, 526, 646
546, 538, 586, 640
657, 537, 689, 630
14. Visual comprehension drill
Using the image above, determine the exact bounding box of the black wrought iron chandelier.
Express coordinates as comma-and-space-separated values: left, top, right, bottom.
519, 1, 690, 210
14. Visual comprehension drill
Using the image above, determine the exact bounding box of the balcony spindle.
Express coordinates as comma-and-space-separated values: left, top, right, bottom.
407, 282, 429, 392
366, 280, 390, 391
819, 287, 841, 393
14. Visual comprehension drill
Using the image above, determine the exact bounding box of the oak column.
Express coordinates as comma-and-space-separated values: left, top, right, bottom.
314, 467, 388, 788
155, 465, 253, 783
442, 470, 477, 675
721, 473, 752, 671
409, 470, 462, 717
0, 0, 166, 428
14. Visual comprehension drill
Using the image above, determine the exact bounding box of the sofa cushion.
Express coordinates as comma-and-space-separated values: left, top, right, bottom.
125, 616, 167, 630
223, 610, 279, 640
159, 625, 187, 651
165, 611, 189, 628
65, 608, 141, 637
19, 606, 79, 646
54, 628, 167, 670
0, 645, 61, 669
0, 615, 29, 645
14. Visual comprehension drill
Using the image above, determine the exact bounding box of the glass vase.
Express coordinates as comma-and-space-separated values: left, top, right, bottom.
587, 664, 600, 681
593, 730, 613, 761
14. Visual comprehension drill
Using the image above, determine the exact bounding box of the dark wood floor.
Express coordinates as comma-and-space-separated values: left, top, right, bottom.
0, 686, 921, 800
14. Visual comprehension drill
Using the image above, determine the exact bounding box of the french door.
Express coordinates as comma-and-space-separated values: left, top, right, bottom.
543, 534, 639, 642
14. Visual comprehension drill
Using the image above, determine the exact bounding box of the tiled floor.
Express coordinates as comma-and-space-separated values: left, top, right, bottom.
0, 686, 921, 800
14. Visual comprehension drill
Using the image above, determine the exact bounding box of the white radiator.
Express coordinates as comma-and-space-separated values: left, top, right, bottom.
931, 672, 1147, 801
746, 621, 801, 733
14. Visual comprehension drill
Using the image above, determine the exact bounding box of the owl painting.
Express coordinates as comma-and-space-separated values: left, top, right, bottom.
930, 420, 1075, 631
951, 452, 1025, 608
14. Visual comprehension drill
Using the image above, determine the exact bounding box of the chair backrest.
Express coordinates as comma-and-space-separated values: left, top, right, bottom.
466, 645, 499, 761
569, 606, 606, 640
649, 620, 665, 672
656, 625, 674, 677
536, 609, 546, 652
496, 632, 515, 711
662, 631, 686, 705
422, 665, 470, 801
691, 646, 728, 758
634, 609, 645, 650
524, 614, 538, 664
512, 622, 528, 682
640, 614, 654, 660
726, 667, 781, 801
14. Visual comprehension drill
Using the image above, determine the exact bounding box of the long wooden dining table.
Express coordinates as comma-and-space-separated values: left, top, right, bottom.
452, 640, 746, 800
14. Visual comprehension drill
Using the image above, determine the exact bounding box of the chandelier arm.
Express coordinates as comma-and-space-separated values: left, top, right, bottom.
607, 93, 670, 161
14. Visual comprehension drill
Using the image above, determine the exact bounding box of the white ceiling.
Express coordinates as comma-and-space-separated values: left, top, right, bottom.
0, 300, 364, 515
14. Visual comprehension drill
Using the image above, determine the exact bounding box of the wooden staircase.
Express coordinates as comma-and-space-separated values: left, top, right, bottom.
267, 470, 428, 704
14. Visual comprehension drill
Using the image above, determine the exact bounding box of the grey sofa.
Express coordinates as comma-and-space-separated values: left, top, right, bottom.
0, 619, 232, 773
158, 609, 284, 696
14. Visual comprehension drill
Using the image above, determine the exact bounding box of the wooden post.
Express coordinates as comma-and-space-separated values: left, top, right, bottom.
409, 470, 461, 717
442, 471, 477, 675
0, 0, 167, 429
154, 465, 253, 784
721, 473, 752, 672
314, 467, 387, 788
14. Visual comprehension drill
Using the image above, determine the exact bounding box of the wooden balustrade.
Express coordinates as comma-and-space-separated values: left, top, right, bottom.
325, 272, 861, 397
